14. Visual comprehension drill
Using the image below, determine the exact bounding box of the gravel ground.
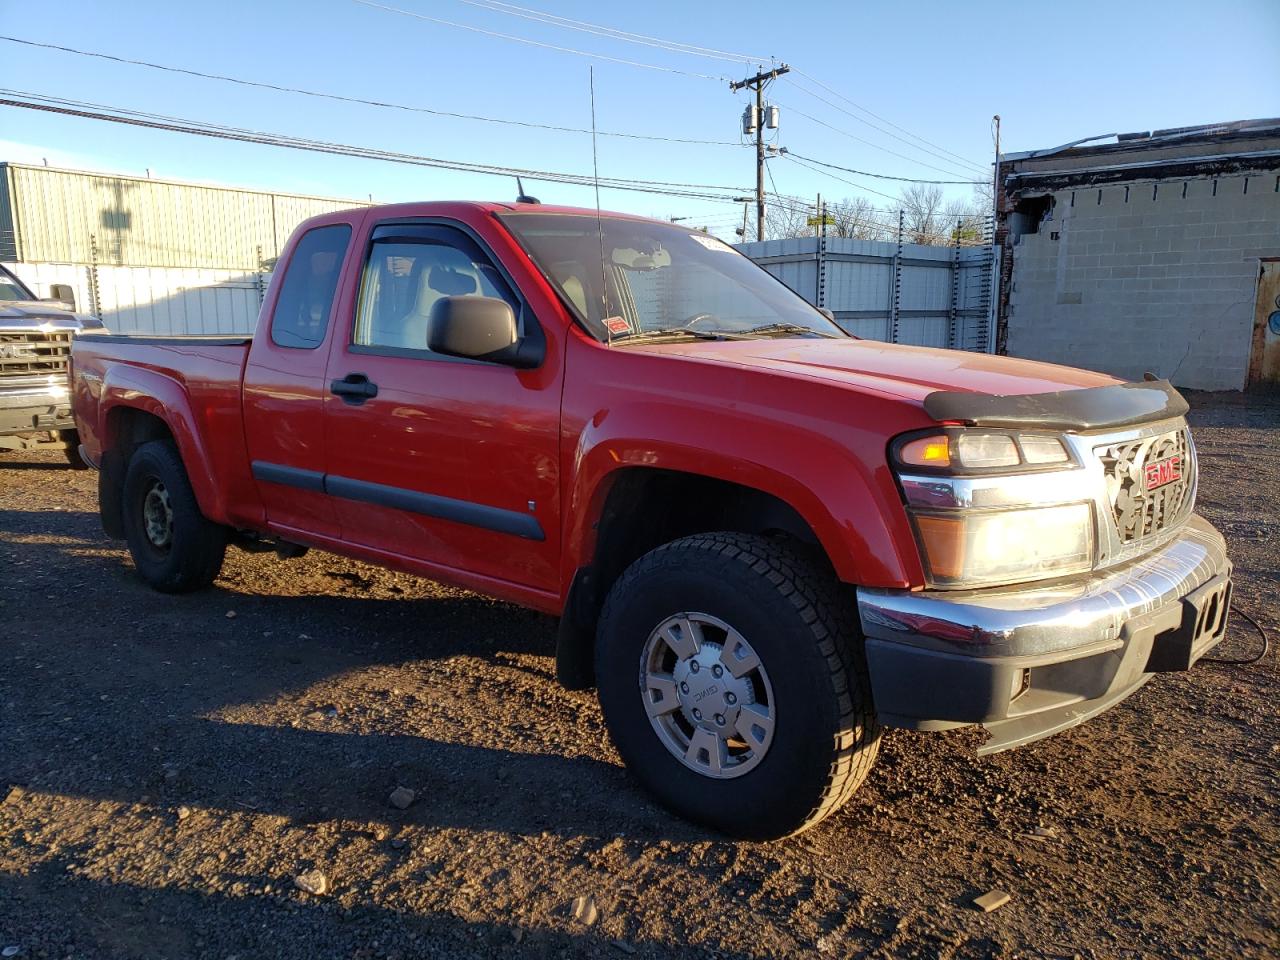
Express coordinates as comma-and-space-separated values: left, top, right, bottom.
1, 391, 1277, 960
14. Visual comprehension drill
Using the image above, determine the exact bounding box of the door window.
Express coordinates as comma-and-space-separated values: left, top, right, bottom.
354, 239, 519, 352
270, 224, 352, 349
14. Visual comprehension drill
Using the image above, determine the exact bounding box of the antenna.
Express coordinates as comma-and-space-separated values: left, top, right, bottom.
515, 176, 540, 204
589, 66, 611, 345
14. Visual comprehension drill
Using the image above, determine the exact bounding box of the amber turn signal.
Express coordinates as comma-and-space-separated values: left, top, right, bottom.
898, 435, 951, 467
913, 515, 965, 580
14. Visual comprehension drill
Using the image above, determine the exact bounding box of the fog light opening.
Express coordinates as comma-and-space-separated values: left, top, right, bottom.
1010, 668, 1031, 702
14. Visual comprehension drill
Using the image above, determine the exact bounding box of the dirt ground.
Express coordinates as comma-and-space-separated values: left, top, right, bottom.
1, 390, 1277, 960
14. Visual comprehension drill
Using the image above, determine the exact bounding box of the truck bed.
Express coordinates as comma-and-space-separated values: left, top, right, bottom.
71, 332, 260, 530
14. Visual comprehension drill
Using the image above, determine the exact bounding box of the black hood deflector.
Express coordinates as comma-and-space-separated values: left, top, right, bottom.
923, 379, 1188, 432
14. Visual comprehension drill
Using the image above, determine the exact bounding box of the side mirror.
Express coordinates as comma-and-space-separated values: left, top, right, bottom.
428, 295, 539, 366
42, 284, 76, 309
817, 307, 836, 322
48, 284, 77, 309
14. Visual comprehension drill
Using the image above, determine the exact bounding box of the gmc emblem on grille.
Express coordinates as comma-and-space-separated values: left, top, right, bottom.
0, 343, 37, 360
1144, 454, 1182, 491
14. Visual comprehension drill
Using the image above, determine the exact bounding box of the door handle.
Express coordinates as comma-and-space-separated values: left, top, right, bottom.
330, 373, 378, 404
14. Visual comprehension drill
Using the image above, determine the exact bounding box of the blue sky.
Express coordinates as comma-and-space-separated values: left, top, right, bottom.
1, 0, 1277, 237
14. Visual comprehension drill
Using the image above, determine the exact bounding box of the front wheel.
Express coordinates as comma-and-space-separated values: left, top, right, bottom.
595, 533, 880, 840
121, 440, 227, 592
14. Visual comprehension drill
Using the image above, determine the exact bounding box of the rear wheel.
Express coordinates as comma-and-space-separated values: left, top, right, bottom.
595, 533, 880, 840
121, 440, 226, 592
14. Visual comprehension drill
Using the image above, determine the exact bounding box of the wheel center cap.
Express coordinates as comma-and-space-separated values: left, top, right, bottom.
672, 643, 751, 730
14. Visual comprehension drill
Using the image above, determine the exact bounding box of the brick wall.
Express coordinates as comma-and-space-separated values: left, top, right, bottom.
1006, 173, 1279, 391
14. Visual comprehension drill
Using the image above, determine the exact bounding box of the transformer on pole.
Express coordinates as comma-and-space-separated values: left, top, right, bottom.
730, 64, 790, 242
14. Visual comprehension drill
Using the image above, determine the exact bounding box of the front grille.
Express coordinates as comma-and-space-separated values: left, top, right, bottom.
0, 332, 72, 379
1097, 427, 1194, 545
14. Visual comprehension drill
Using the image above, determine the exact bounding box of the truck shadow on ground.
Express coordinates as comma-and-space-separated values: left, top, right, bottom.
0, 860, 758, 960
0, 507, 704, 845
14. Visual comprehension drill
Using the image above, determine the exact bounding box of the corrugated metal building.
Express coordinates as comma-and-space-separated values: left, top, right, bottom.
0, 163, 367, 333
736, 235, 997, 352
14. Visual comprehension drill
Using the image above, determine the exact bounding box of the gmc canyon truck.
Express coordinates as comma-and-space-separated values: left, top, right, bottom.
71, 201, 1232, 839
1, 265, 101, 466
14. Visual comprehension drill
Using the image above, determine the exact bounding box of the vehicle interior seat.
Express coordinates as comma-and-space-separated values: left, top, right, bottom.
374, 263, 479, 349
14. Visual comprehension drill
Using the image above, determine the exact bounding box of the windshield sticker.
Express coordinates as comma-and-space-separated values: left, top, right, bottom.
604, 316, 631, 335
687, 233, 733, 253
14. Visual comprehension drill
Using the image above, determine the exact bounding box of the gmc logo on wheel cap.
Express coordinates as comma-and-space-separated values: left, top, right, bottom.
1144, 454, 1182, 491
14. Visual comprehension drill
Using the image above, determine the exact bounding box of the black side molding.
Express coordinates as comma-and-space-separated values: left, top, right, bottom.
922, 379, 1189, 432
251, 460, 544, 541
251, 461, 325, 492
326, 476, 545, 542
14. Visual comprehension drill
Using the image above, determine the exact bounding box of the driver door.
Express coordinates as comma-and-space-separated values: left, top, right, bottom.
321, 221, 563, 594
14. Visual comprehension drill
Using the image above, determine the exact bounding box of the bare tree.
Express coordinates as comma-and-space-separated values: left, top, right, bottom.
899, 183, 944, 244
941, 197, 985, 244
971, 178, 994, 213
744, 201, 814, 241
827, 196, 892, 240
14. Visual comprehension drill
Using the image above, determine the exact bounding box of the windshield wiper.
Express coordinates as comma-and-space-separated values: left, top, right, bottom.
737, 322, 840, 339
612, 327, 741, 343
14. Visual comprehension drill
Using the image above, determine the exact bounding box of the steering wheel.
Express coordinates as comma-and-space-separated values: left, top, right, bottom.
682, 313, 723, 330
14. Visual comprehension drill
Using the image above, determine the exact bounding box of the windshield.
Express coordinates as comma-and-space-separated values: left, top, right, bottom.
499, 213, 845, 342
0, 269, 35, 302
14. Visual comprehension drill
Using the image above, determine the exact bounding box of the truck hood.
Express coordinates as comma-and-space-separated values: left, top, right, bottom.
0, 300, 105, 333
626, 337, 1118, 404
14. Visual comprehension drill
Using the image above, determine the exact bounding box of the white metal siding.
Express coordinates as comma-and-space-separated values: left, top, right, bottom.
738, 237, 996, 352
5, 261, 263, 335
1, 164, 365, 271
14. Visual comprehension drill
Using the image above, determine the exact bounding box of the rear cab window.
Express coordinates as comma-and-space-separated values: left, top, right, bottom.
270, 224, 353, 349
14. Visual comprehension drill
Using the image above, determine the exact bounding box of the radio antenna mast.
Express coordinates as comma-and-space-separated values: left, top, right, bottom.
589, 66, 611, 345
515, 176, 539, 204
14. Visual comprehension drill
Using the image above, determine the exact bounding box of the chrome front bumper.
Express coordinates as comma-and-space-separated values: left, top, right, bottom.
0, 381, 74, 437
857, 514, 1231, 753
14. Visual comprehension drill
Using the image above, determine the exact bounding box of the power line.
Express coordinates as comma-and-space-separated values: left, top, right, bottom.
444, 1, 984, 178
782, 153, 901, 203
789, 78, 986, 177
774, 100, 984, 179
0, 91, 752, 202
790, 68, 987, 172
350, 0, 726, 80
0, 35, 743, 147
781, 150, 984, 185
451, 0, 768, 63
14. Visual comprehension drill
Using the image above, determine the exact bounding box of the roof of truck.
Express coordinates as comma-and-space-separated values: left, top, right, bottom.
309, 199, 667, 222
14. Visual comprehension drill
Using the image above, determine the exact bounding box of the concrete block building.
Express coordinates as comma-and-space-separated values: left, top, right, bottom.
995, 119, 1280, 391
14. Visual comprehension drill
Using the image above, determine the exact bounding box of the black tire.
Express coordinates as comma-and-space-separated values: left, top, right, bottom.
595, 533, 880, 840
61, 430, 89, 469
121, 439, 227, 593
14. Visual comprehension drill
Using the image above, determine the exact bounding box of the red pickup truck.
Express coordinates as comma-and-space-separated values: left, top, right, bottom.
71, 201, 1232, 839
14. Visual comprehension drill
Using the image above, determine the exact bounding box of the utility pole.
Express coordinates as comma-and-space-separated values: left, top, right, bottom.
731, 64, 789, 241
991, 114, 1001, 220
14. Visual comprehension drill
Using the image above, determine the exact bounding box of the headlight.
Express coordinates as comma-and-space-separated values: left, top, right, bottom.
895, 430, 1070, 472
892, 428, 1092, 588
912, 503, 1094, 587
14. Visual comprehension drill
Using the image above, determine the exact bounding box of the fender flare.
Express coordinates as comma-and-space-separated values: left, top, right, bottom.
98, 365, 230, 525
561, 417, 920, 595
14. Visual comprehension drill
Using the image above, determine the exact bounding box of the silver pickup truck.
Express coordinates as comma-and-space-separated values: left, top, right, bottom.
0, 265, 105, 466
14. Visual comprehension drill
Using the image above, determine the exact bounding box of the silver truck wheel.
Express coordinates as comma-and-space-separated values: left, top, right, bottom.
121, 440, 226, 593
596, 533, 880, 840
142, 480, 174, 549
641, 612, 775, 779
